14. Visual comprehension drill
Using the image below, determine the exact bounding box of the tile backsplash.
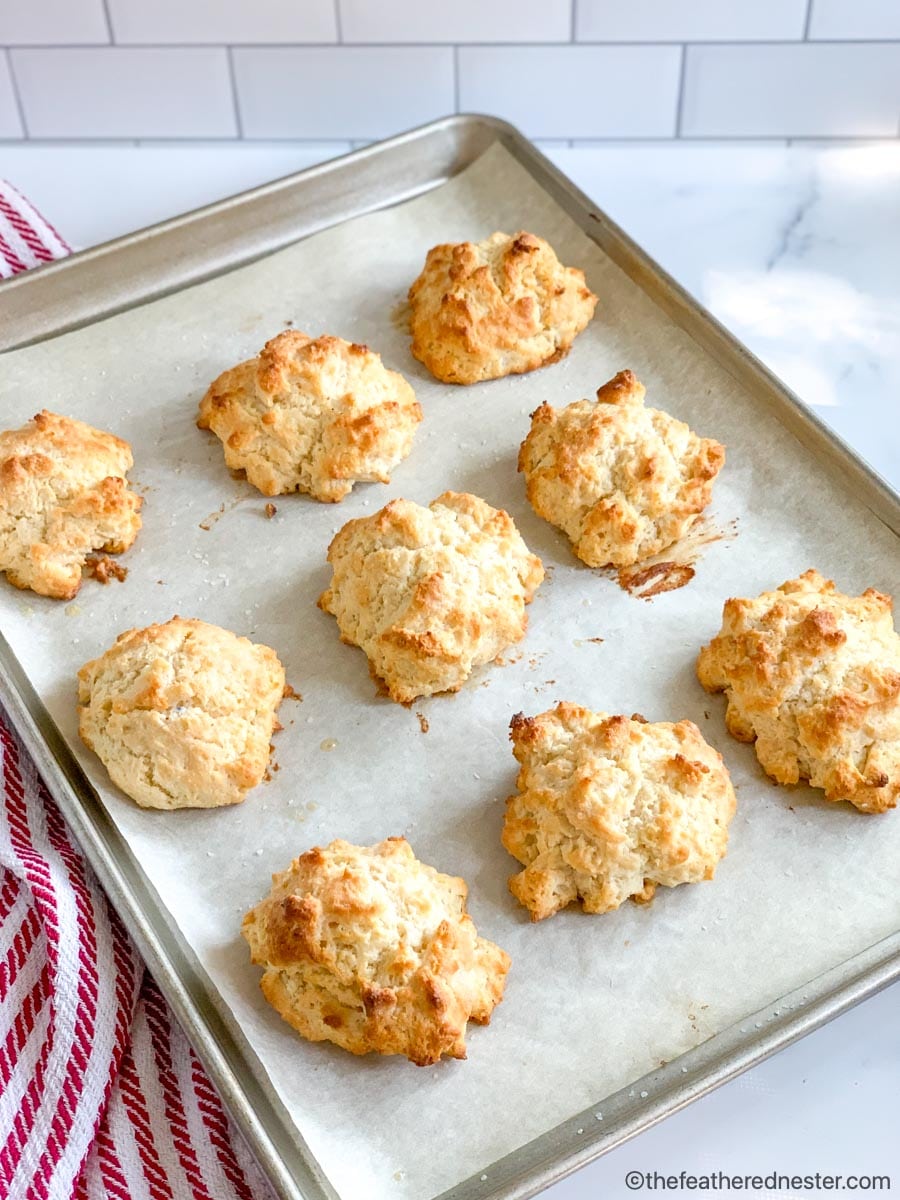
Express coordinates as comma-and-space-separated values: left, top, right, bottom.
0, 0, 898, 143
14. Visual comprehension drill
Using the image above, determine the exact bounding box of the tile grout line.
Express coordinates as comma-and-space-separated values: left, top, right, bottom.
333, 0, 343, 43
803, 0, 814, 40
4, 134, 873, 146
570, 0, 577, 42
2, 38, 900, 50
0, 135, 363, 144
674, 44, 687, 138
453, 44, 460, 113
100, 0, 115, 43
225, 46, 243, 139
5, 49, 29, 138
8, 134, 900, 146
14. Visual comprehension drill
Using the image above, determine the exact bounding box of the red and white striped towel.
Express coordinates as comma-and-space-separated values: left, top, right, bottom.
0, 181, 68, 278
0, 186, 277, 1200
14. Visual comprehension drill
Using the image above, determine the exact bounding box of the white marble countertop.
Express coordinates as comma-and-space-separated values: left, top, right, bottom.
2, 140, 898, 1199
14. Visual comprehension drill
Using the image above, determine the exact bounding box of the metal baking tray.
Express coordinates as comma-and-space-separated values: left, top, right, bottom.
1, 115, 898, 1200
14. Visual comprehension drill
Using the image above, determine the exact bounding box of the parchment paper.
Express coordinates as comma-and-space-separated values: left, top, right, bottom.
1, 144, 898, 1200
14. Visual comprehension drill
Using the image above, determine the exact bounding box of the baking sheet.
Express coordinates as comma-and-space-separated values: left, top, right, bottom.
1, 142, 898, 1200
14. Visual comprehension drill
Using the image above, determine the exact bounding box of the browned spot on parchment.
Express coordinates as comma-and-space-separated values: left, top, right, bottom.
199, 494, 249, 531
615, 516, 738, 601
618, 560, 696, 599
199, 503, 226, 531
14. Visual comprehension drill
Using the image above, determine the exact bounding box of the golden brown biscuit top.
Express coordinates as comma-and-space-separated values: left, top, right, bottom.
78, 615, 284, 717
246, 837, 472, 982
697, 569, 900, 812
503, 701, 736, 920
0, 409, 133, 474
77, 616, 285, 810
242, 838, 511, 1064
198, 330, 421, 501
253, 330, 391, 398
0, 409, 142, 600
318, 490, 545, 702
408, 231, 597, 384
519, 370, 725, 568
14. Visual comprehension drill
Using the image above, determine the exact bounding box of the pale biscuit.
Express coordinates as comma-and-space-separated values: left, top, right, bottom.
408, 231, 597, 384
502, 702, 736, 921
318, 491, 544, 703
198, 330, 422, 502
519, 371, 725, 568
0, 410, 142, 600
78, 617, 285, 810
242, 837, 510, 1065
697, 569, 900, 814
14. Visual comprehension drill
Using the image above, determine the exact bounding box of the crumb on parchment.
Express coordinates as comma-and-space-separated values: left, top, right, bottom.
85, 554, 128, 584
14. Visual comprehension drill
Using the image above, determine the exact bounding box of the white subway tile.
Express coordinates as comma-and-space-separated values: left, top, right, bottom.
232, 47, 454, 139
10, 48, 237, 138
0, 0, 109, 45
458, 46, 681, 139
339, 0, 570, 43
682, 44, 900, 138
0, 143, 352, 246
809, 0, 900, 40
576, 0, 806, 42
107, 0, 337, 45
0, 53, 23, 137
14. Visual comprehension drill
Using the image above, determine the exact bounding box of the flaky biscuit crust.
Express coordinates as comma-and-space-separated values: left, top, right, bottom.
198, 330, 422, 501
408, 231, 597, 384
77, 617, 285, 810
0, 410, 142, 600
518, 371, 725, 568
502, 703, 736, 921
697, 569, 900, 813
242, 837, 510, 1065
318, 490, 544, 703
